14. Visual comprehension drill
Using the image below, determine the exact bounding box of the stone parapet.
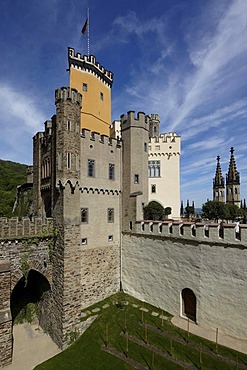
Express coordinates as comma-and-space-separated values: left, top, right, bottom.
0, 217, 53, 239
81, 129, 121, 148
136, 220, 247, 246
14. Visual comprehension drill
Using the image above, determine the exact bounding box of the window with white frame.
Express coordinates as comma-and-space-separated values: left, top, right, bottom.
148, 160, 160, 177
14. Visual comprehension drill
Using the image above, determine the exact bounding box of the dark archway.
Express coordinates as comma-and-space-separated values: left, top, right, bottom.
182, 288, 197, 322
11, 269, 51, 323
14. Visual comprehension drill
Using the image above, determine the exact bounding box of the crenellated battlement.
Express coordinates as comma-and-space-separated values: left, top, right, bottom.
149, 132, 180, 143
135, 220, 247, 246
121, 111, 149, 131
81, 128, 122, 148
148, 132, 180, 157
0, 217, 53, 239
68, 48, 113, 87
55, 87, 82, 107
149, 113, 160, 122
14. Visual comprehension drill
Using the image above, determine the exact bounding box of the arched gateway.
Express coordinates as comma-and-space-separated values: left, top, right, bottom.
11, 269, 51, 323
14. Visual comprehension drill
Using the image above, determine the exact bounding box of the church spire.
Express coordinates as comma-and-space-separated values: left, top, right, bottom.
213, 156, 225, 202
226, 147, 240, 185
226, 147, 240, 207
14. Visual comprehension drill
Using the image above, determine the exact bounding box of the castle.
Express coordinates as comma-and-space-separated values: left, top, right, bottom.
0, 47, 247, 367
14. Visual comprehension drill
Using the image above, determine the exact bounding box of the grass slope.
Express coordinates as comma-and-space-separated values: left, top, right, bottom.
35, 293, 247, 370
0, 159, 27, 217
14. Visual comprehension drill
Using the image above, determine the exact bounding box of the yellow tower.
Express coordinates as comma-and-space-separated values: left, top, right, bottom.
68, 48, 113, 135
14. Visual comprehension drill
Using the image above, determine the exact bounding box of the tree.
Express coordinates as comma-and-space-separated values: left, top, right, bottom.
185, 206, 194, 218
202, 200, 245, 222
226, 204, 240, 222
143, 201, 165, 221
202, 201, 227, 222
164, 207, 172, 216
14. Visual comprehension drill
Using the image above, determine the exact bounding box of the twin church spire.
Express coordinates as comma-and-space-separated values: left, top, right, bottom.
213, 147, 240, 207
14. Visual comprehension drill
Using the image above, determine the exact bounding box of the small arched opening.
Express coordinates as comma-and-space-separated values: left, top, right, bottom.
11, 269, 51, 324
182, 288, 197, 322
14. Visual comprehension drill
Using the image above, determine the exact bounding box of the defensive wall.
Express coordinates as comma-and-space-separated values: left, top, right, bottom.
0, 217, 53, 367
122, 220, 247, 340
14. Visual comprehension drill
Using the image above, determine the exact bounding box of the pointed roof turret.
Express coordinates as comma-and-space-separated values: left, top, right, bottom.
226, 147, 240, 185
213, 156, 224, 188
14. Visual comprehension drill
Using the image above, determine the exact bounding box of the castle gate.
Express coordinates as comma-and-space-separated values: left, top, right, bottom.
0, 217, 53, 367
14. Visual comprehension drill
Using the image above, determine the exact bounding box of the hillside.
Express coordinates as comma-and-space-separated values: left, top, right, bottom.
0, 159, 27, 217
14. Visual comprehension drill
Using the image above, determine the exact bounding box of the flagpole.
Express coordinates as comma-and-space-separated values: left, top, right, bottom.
87, 7, 90, 57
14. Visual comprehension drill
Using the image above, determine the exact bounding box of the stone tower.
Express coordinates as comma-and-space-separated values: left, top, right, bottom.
49, 87, 83, 348
68, 47, 113, 136
121, 111, 149, 232
213, 156, 225, 202
148, 114, 160, 139
226, 147, 240, 207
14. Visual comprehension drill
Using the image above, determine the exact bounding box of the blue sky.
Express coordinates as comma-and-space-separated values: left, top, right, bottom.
0, 0, 246, 208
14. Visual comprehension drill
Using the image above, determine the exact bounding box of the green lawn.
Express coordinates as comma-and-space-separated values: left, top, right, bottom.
35, 292, 247, 370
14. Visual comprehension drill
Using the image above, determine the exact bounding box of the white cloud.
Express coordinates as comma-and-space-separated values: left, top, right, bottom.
0, 83, 46, 131
170, 0, 247, 130
0, 83, 46, 163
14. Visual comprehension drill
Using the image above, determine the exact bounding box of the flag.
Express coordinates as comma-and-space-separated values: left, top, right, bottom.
82, 18, 88, 36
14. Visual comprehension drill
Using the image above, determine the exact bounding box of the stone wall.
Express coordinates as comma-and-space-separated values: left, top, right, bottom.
0, 260, 12, 367
0, 217, 53, 239
122, 221, 247, 340
80, 244, 120, 309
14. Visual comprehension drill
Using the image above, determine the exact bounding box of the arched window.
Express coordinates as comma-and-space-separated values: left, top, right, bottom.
182, 288, 196, 322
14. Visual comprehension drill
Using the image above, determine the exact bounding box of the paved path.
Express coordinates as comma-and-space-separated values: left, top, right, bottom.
4, 323, 61, 370
172, 316, 247, 355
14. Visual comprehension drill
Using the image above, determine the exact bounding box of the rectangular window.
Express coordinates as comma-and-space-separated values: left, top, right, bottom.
67, 152, 71, 169
151, 184, 156, 193
108, 235, 113, 242
88, 159, 95, 177
100, 92, 104, 101
82, 83, 88, 92
109, 163, 115, 180
81, 238, 88, 245
67, 120, 71, 131
134, 174, 139, 184
107, 208, 114, 223
81, 208, 88, 223
148, 160, 160, 178
144, 143, 147, 152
